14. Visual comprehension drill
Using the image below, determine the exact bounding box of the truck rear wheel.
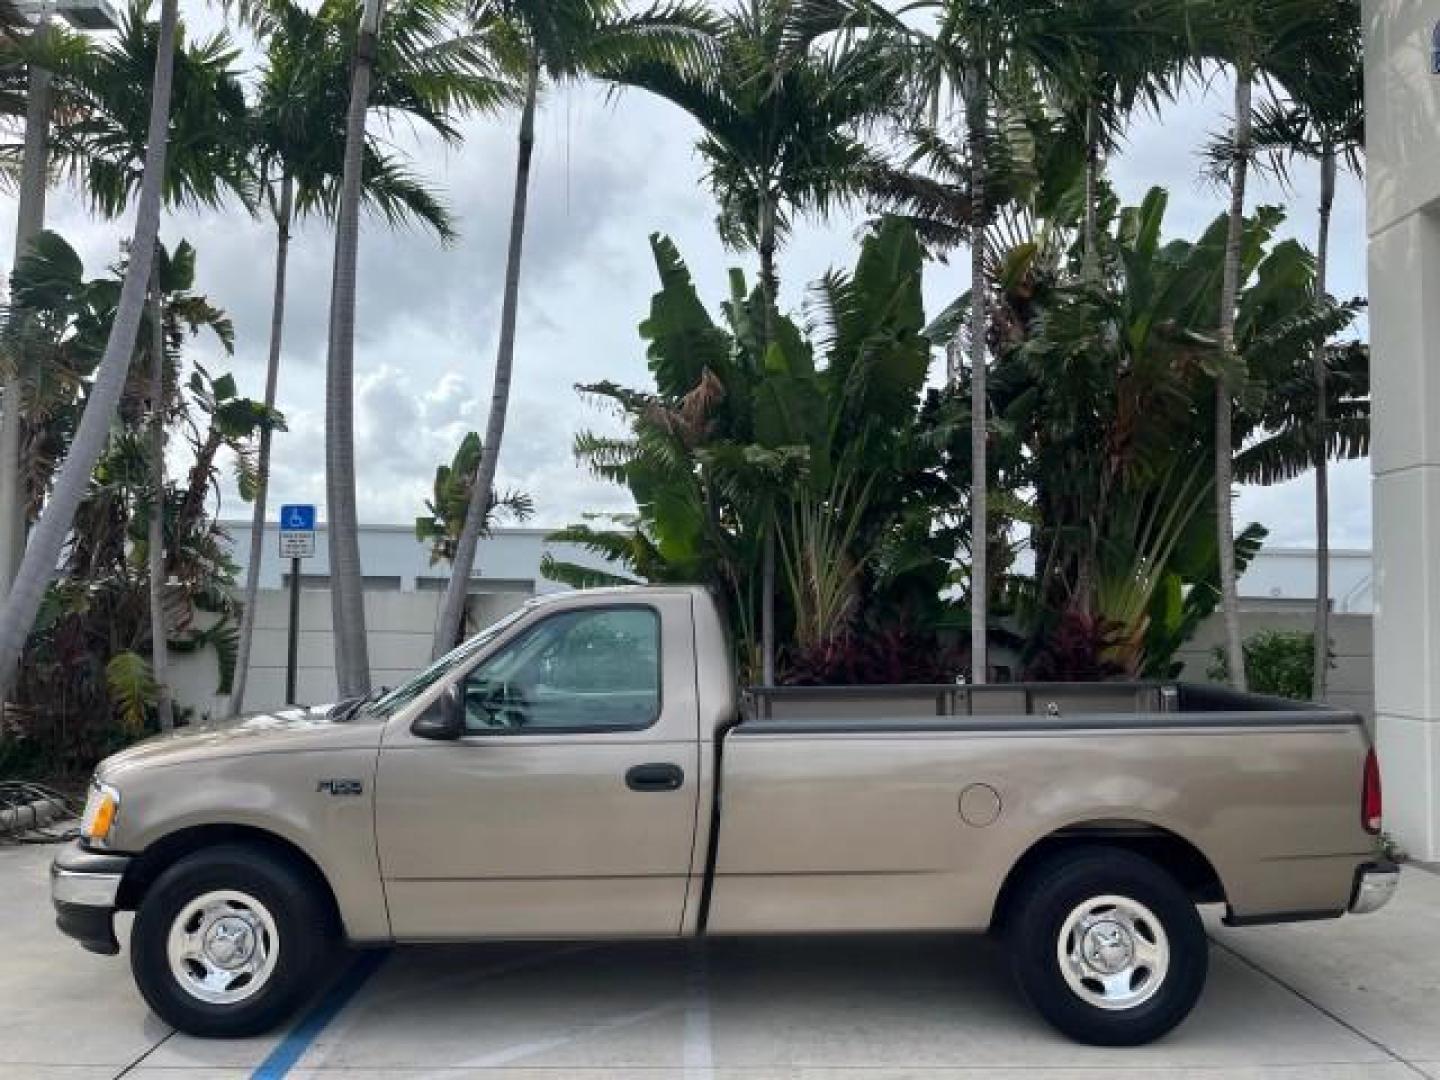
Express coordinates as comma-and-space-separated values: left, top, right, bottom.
1006, 846, 1207, 1046
130, 844, 337, 1037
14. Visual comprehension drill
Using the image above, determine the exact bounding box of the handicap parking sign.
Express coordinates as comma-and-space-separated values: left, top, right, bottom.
280, 504, 316, 531
278, 504, 317, 559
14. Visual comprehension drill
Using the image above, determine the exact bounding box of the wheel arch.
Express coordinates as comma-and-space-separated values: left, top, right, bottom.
989, 819, 1227, 932
116, 823, 343, 933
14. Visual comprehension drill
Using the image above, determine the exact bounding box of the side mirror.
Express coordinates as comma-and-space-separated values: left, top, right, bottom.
411, 683, 464, 741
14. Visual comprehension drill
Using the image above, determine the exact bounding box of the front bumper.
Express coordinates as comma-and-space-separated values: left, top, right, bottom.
50, 839, 131, 955
1348, 860, 1400, 915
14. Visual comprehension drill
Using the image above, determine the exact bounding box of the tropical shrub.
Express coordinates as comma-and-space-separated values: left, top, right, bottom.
546, 217, 962, 681
415, 430, 533, 565
1208, 630, 1327, 701
784, 617, 967, 686
979, 187, 1364, 678
1023, 610, 1127, 683
1, 232, 276, 775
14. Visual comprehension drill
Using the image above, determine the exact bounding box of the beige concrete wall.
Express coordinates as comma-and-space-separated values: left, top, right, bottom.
166, 589, 528, 720
1172, 612, 1374, 721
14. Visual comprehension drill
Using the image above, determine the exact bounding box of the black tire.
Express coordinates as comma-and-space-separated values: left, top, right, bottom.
1006, 846, 1208, 1046
130, 843, 337, 1037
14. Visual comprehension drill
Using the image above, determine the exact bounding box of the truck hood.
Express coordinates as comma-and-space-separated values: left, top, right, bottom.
97, 703, 389, 780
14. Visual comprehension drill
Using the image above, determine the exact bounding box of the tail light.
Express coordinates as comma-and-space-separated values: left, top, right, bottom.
1361, 747, 1383, 834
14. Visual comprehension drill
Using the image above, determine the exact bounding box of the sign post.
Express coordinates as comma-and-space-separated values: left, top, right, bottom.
278, 504, 316, 704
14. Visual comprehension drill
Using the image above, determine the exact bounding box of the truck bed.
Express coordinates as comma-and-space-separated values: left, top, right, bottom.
707, 681, 1371, 936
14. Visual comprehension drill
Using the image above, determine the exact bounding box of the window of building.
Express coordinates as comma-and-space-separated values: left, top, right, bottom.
415, 576, 534, 595
280, 574, 402, 591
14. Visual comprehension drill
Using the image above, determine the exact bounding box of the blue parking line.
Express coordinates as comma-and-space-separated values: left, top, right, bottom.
251, 948, 389, 1079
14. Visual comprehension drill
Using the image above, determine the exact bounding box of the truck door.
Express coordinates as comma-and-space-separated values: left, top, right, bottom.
374, 594, 701, 940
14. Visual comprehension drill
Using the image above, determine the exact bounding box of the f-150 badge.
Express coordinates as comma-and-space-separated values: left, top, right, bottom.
317, 779, 363, 796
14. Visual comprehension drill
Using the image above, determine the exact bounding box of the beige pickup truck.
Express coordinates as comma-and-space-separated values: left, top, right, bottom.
51, 585, 1395, 1046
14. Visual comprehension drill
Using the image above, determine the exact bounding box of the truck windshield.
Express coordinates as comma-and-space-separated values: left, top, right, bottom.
366, 607, 529, 716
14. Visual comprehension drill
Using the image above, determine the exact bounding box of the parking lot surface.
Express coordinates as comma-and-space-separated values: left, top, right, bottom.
2, 840, 1437, 1080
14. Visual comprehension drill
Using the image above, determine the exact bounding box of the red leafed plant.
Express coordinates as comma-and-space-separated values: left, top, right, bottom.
782, 620, 967, 686
1023, 609, 1128, 682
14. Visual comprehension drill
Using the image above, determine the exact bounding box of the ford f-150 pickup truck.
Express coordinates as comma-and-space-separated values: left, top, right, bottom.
51, 585, 1397, 1046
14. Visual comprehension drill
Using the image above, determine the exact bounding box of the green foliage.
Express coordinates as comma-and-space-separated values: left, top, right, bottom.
105, 651, 157, 735
977, 185, 1363, 677
599, 0, 896, 263
252, 0, 517, 240
4, 232, 275, 772
553, 216, 959, 680
415, 431, 534, 564
1208, 630, 1326, 702
53, 2, 253, 216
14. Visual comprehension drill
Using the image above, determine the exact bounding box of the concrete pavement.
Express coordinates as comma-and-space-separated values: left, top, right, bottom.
1, 839, 1436, 1079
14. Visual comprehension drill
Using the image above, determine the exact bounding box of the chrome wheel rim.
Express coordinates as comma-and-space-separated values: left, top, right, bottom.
1057, 894, 1169, 1011
166, 889, 279, 1005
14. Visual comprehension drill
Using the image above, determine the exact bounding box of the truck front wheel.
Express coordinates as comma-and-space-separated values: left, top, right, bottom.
1007, 846, 1208, 1046
130, 844, 337, 1037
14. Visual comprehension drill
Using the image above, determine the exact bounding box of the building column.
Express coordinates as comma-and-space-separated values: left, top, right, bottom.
1369, 212, 1440, 860
1365, 4, 1440, 861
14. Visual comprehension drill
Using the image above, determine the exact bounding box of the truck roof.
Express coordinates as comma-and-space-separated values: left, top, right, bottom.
526, 584, 711, 607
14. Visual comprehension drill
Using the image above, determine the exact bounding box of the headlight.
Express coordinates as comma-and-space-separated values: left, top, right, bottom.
80, 781, 121, 845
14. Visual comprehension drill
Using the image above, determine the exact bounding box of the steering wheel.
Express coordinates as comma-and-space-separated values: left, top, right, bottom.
477, 679, 530, 728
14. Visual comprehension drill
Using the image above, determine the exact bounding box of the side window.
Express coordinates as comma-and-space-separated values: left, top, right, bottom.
460, 607, 661, 732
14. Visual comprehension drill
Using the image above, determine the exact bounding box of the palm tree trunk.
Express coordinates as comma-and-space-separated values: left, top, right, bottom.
1081, 100, 1100, 282
0, 0, 179, 703
0, 31, 55, 604
965, 72, 988, 686
325, 0, 384, 696
432, 55, 540, 658
1215, 66, 1252, 692
761, 524, 776, 685
230, 175, 294, 715
757, 192, 778, 686
758, 193, 779, 345
1311, 142, 1336, 700
147, 266, 174, 732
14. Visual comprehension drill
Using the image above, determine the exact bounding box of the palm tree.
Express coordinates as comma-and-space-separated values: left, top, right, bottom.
1052, 0, 1184, 276
1242, 2, 1363, 699
323, 0, 385, 698
144, 252, 173, 730
0, 0, 180, 702
1198, 0, 1339, 690
809, 0, 1079, 683
229, 0, 507, 715
72, 9, 250, 724
430, 0, 716, 660
415, 431, 533, 564
0, 20, 66, 605
33, 6, 251, 721
0, 4, 251, 718
4, 229, 261, 746
580, 0, 893, 680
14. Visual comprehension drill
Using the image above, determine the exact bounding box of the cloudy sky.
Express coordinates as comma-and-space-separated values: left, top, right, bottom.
4, 3, 1372, 551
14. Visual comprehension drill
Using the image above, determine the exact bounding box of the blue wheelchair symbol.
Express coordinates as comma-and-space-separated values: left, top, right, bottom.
279, 504, 316, 531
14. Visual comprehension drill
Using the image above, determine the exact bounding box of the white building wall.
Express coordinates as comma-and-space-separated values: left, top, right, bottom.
222, 522, 617, 594
165, 525, 626, 718
1364, 2, 1440, 859
1237, 549, 1373, 613
169, 589, 526, 720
